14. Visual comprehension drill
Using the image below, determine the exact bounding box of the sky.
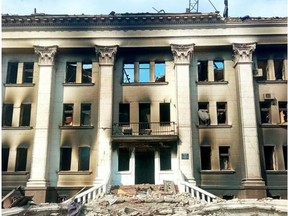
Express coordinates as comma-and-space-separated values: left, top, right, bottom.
2, 0, 288, 17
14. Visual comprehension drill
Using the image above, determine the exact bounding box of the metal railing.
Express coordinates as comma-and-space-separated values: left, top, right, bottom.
112, 122, 177, 136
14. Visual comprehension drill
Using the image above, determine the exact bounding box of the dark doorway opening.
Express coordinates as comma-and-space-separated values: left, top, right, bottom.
135, 149, 154, 184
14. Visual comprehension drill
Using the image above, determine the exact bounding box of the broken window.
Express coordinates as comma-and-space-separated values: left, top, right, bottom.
82, 62, 92, 83
160, 147, 172, 170
20, 104, 31, 127
257, 60, 268, 80
274, 59, 284, 80
139, 63, 150, 82
6, 62, 18, 84
65, 62, 77, 83
219, 146, 230, 170
63, 104, 73, 126
264, 146, 275, 170
217, 102, 227, 124
118, 147, 130, 171
283, 146, 287, 170
15, 147, 27, 171
139, 103, 151, 133
119, 103, 130, 125
198, 102, 210, 125
155, 62, 165, 82
201, 146, 211, 170
60, 147, 72, 171
2, 104, 13, 127
279, 102, 287, 124
260, 102, 271, 124
81, 103, 91, 126
160, 103, 170, 126
214, 60, 224, 81
2, 148, 9, 171
23, 62, 34, 83
79, 147, 90, 171
123, 63, 134, 83
198, 61, 208, 81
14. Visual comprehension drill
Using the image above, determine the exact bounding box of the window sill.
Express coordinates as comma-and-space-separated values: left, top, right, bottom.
2, 126, 33, 130
197, 125, 232, 128
196, 81, 228, 85
116, 171, 132, 174
260, 123, 287, 128
57, 171, 92, 175
266, 170, 287, 174
4, 83, 35, 87
200, 170, 236, 174
122, 82, 169, 86
59, 125, 94, 129
63, 83, 95, 86
2, 171, 29, 175
257, 80, 287, 84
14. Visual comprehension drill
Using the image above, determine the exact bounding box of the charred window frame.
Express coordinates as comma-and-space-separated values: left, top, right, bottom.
20, 104, 31, 127
219, 146, 230, 170
15, 147, 27, 171
260, 102, 271, 124
6, 62, 18, 84
60, 147, 72, 171
217, 102, 227, 124
160, 147, 172, 171
2, 148, 10, 171
274, 59, 284, 80
82, 61, 92, 83
198, 60, 208, 81
63, 104, 74, 126
155, 62, 165, 82
283, 146, 287, 170
65, 62, 77, 83
23, 62, 34, 83
198, 102, 210, 125
81, 103, 91, 126
257, 59, 268, 80
264, 146, 275, 170
118, 147, 130, 171
214, 60, 224, 81
160, 103, 170, 126
2, 104, 13, 127
78, 147, 90, 171
279, 101, 287, 124
139, 62, 150, 82
201, 146, 211, 170
123, 63, 135, 83
119, 103, 130, 126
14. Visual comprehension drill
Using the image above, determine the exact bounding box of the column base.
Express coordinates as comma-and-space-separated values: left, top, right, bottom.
25, 187, 48, 204
239, 178, 267, 198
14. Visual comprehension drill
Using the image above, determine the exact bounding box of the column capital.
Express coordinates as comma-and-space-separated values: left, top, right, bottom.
171, 43, 195, 64
34, 45, 58, 66
95, 45, 118, 66
233, 42, 256, 63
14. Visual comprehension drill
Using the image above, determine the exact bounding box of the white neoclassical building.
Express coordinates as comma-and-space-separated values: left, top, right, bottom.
2, 11, 287, 203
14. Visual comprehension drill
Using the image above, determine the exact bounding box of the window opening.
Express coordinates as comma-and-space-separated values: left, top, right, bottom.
119, 103, 130, 126
155, 62, 165, 82
139, 63, 150, 82
118, 147, 130, 171
79, 147, 90, 171
60, 147, 72, 171
15, 148, 27, 171
274, 59, 284, 80
214, 60, 224, 81
283, 146, 287, 170
63, 104, 73, 126
260, 102, 271, 124
257, 60, 268, 80
279, 102, 287, 124
123, 63, 134, 83
198, 102, 210, 125
217, 102, 227, 124
20, 104, 31, 127
82, 62, 92, 83
198, 61, 208, 81
201, 146, 211, 170
23, 62, 34, 83
139, 103, 151, 134
160, 103, 170, 126
2, 148, 9, 171
66, 62, 77, 83
6, 62, 18, 84
219, 146, 230, 170
160, 147, 172, 170
81, 103, 91, 126
2, 104, 13, 127
264, 146, 275, 170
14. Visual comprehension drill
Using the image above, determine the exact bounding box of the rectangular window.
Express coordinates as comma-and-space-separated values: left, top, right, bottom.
160, 103, 170, 125
119, 103, 130, 125
66, 62, 77, 83
81, 103, 91, 126
217, 102, 227, 124
257, 60, 268, 80
260, 102, 271, 124
2, 148, 9, 171
60, 147, 72, 171
201, 146, 211, 170
198, 102, 210, 125
264, 146, 275, 170
82, 62, 92, 83
79, 147, 90, 171
198, 60, 208, 81
219, 146, 230, 170
6, 62, 18, 84
160, 147, 172, 170
283, 146, 287, 170
123, 63, 134, 83
274, 59, 284, 80
139, 63, 150, 82
214, 60, 224, 81
15, 148, 27, 171
155, 62, 165, 82
23, 62, 34, 83
2, 104, 13, 127
20, 104, 31, 127
118, 147, 130, 171
279, 101, 287, 124
63, 104, 73, 126
139, 103, 151, 133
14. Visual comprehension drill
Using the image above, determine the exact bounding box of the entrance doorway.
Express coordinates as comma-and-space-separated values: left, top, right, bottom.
135, 149, 154, 184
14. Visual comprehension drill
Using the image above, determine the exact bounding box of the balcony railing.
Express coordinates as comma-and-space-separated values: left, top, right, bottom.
112, 122, 177, 136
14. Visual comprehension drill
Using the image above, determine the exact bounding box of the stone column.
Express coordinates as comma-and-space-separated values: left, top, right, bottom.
232, 43, 266, 198
94, 45, 118, 184
26, 45, 58, 203
171, 44, 195, 183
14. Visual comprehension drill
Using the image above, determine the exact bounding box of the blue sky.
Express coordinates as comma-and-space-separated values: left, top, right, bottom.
2, 0, 288, 17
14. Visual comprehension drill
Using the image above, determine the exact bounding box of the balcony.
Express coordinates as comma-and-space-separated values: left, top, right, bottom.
112, 122, 178, 142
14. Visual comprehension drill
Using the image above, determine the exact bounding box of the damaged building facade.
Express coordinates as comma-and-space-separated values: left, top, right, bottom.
1, 12, 287, 203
